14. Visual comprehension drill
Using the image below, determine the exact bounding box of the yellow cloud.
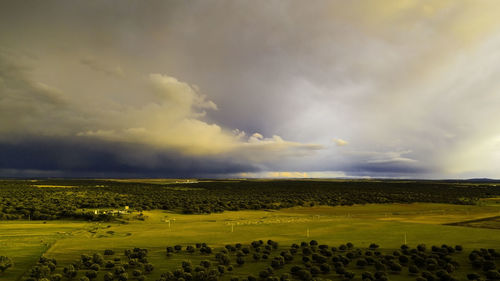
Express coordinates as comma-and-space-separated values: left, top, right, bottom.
73, 73, 322, 160
269, 172, 308, 178
332, 138, 348, 146
237, 171, 347, 178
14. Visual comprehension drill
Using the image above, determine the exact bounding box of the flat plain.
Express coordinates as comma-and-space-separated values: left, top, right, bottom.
1, 179, 500, 281
1, 203, 499, 280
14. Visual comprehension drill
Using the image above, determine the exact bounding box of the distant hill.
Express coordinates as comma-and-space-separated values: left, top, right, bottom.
465, 178, 500, 182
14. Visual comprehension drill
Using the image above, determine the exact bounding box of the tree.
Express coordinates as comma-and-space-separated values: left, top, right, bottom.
104, 272, 114, 281
297, 269, 312, 281
483, 261, 496, 271
271, 257, 285, 269
398, 255, 409, 265
0, 256, 12, 273
310, 266, 320, 276
200, 260, 211, 269
344, 272, 355, 280
356, 259, 367, 268
144, 263, 154, 274
117, 273, 128, 281
319, 263, 330, 274
114, 266, 126, 276
409, 265, 419, 275
217, 265, 225, 274
90, 263, 100, 271
390, 263, 402, 273
361, 272, 373, 280
417, 244, 426, 252
280, 273, 291, 281
85, 270, 97, 280
105, 261, 115, 269
30, 265, 51, 279
50, 274, 63, 281
104, 250, 115, 256
486, 270, 500, 280
259, 270, 270, 279
302, 248, 312, 256
63, 265, 77, 279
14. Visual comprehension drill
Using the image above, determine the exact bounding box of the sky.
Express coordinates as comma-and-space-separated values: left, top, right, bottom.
1, 0, 500, 179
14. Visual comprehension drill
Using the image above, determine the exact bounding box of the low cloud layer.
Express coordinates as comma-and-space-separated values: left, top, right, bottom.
0, 50, 321, 176
1, 1, 500, 178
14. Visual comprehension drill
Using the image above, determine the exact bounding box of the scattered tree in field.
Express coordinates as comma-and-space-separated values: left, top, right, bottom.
105, 261, 115, 269
104, 249, 115, 255
132, 269, 142, 277
104, 272, 114, 281
85, 270, 98, 280
50, 274, 63, 281
417, 244, 426, 252
200, 260, 211, 269
356, 259, 367, 268
362, 271, 373, 280
409, 265, 420, 275
117, 272, 128, 281
467, 273, 481, 280
344, 271, 355, 280
144, 263, 154, 274
486, 270, 500, 280
0, 256, 12, 273
271, 256, 285, 269
8, 236, 498, 281
63, 265, 77, 279
89, 263, 100, 271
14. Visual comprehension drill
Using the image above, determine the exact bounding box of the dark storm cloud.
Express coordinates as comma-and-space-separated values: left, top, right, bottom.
0, 137, 259, 178
342, 162, 431, 177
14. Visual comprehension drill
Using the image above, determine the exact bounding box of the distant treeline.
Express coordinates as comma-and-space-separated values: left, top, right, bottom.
0, 179, 499, 220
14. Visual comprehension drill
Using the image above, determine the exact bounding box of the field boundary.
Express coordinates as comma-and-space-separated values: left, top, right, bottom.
444, 215, 500, 229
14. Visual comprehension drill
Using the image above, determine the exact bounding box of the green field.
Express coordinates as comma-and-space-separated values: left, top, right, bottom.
1, 203, 500, 280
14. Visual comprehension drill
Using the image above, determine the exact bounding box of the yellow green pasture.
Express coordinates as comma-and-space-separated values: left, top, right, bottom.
1, 203, 499, 280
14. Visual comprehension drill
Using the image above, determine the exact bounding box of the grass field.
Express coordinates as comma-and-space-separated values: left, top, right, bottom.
1, 203, 500, 280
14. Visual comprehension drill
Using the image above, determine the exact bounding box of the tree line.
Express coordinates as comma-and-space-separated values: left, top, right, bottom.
0, 179, 499, 220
